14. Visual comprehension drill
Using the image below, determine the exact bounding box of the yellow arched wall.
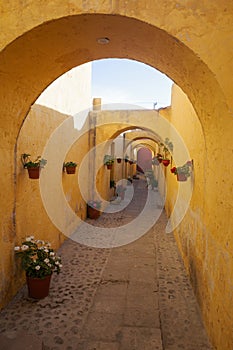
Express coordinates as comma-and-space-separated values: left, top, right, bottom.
0, 3, 233, 350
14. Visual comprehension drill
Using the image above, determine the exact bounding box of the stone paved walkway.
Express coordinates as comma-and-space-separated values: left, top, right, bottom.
0, 178, 213, 350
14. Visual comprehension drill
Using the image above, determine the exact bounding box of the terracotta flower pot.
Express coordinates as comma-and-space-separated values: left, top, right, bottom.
117, 158, 122, 163
162, 159, 170, 167
27, 167, 40, 179
26, 274, 52, 299
177, 173, 187, 182
106, 164, 113, 170
87, 205, 101, 219
66, 166, 76, 174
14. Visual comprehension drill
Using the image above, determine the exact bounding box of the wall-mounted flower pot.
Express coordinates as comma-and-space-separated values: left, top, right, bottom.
27, 167, 40, 179
106, 164, 113, 170
117, 158, 122, 163
177, 173, 187, 182
26, 274, 52, 299
162, 159, 170, 167
65, 166, 76, 174
87, 205, 101, 219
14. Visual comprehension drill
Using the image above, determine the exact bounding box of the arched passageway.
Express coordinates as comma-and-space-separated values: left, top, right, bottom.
0, 3, 233, 349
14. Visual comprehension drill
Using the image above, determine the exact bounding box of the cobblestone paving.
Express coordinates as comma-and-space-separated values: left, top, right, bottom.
0, 178, 213, 350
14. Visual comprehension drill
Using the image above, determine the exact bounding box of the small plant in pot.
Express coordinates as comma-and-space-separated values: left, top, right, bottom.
156, 153, 163, 163
170, 160, 193, 181
14, 236, 62, 299
87, 200, 102, 219
124, 155, 129, 163
110, 180, 116, 189
104, 155, 114, 170
63, 161, 77, 174
21, 153, 47, 179
152, 156, 160, 166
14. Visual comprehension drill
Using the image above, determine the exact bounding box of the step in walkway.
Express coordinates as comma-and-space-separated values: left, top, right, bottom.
0, 178, 212, 350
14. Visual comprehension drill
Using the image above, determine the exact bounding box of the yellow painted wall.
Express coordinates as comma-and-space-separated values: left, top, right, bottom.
162, 85, 233, 350
6, 104, 90, 310
62, 132, 89, 222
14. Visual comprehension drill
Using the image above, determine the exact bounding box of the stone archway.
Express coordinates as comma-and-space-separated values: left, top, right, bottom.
1, 4, 233, 349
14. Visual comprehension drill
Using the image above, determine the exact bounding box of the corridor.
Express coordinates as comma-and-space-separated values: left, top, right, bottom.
0, 178, 212, 350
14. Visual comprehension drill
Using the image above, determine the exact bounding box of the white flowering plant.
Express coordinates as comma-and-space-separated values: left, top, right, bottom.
14, 236, 62, 279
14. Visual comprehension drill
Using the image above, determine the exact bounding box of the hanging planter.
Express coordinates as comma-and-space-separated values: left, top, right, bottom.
170, 161, 193, 182
63, 161, 77, 174
162, 159, 170, 167
177, 173, 187, 182
117, 158, 122, 163
27, 167, 40, 179
104, 155, 114, 170
152, 157, 160, 166
21, 153, 47, 180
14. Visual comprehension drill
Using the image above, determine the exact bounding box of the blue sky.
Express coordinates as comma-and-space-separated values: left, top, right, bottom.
91, 59, 173, 109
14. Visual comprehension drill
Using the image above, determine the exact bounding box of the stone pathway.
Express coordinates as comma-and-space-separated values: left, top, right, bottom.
0, 178, 213, 349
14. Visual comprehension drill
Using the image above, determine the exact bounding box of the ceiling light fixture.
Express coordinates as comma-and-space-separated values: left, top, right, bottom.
97, 37, 110, 45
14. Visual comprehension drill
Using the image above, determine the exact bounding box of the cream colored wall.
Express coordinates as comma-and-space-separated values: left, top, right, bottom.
36, 63, 92, 118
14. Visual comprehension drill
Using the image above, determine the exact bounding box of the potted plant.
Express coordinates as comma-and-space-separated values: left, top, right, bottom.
170, 161, 193, 181
124, 155, 129, 163
63, 161, 77, 174
21, 153, 47, 179
116, 185, 126, 200
87, 200, 102, 219
14, 236, 62, 299
110, 180, 116, 189
116, 158, 122, 164
152, 156, 160, 166
156, 153, 163, 163
104, 155, 114, 170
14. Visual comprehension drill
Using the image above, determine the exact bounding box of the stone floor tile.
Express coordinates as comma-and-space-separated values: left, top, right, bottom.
0, 178, 213, 350
81, 341, 120, 350
119, 326, 163, 350
80, 312, 123, 342
123, 307, 160, 328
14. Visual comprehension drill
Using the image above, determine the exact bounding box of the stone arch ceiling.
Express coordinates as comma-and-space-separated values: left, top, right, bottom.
0, 8, 232, 141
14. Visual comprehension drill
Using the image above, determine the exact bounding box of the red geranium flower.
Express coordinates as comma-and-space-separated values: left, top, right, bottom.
170, 167, 177, 174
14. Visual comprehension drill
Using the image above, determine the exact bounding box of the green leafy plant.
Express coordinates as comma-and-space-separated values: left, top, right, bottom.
21, 153, 47, 168
110, 180, 116, 188
63, 161, 77, 167
14, 236, 62, 279
103, 155, 114, 165
124, 155, 129, 162
171, 161, 193, 177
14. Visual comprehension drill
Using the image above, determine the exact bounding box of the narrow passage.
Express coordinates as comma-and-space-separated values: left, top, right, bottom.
0, 177, 212, 350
